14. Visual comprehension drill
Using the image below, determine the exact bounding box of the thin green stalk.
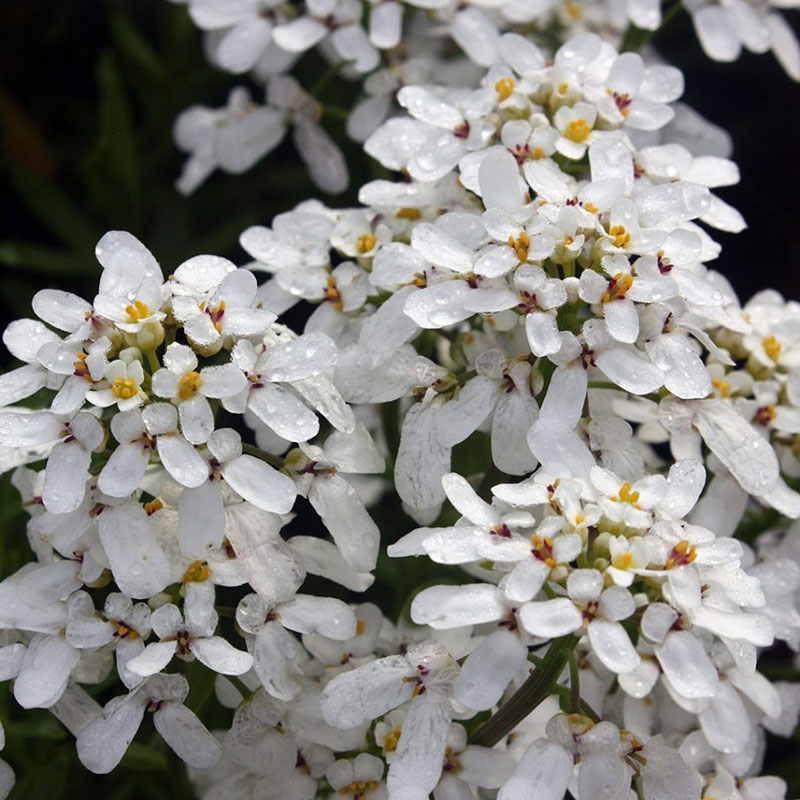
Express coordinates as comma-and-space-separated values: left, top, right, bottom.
620, 0, 683, 52
311, 60, 347, 97
469, 634, 579, 747
568, 652, 580, 713
241, 442, 285, 469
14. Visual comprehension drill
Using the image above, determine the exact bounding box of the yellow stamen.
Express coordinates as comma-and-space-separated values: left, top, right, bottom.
384, 727, 402, 753
711, 378, 731, 398
178, 371, 202, 401
395, 207, 421, 220
558, 82, 569, 95
323, 276, 344, 312
495, 76, 515, 101
357, 233, 376, 254
143, 498, 163, 516
609, 225, 631, 249
616, 481, 641, 505
563, 1, 582, 19
356, 619, 366, 635
125, 300, 151, 323
601, 272, 633, 303
583, 202, 598, 213
112, 377, 137, 399
507, 231, 530, 261
564, 118, 591, 143
532, 146, 544, 160
183, 560, 210, 584
612, 552, 634, 570
763, 335, 782, 363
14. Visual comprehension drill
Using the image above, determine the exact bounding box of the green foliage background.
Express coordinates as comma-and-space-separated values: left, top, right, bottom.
0, 1, 799, 796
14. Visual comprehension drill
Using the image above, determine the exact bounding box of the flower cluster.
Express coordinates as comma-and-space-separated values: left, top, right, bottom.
1, 15, 799, 800
169, 0, 799, 192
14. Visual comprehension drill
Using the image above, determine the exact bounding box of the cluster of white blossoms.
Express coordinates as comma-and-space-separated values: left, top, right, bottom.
168, 0, 800, 193
2, 11, 800, 800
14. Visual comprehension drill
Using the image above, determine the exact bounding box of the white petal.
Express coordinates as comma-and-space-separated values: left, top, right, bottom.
695, 400, 779, 495
179, 480, 225, 555
387, 697, 452, 799
42, 439, 90, 514
14, 635, 79, 709
308, 473, 379, 572
191, 636, 253, 675
156, 434, 208, 488
248, 382, 319, 442
411, 584, 505, 628
98, 504, 171, 599
98, 441, 150, 498
153, 702, 222, 768
77, 694, 147, 774
179, 394, 214, 445
519, 599, 583, 638
442, 473, 499, 528
588, 619, 640, 674
498, 739, 572, 800
656, 631, 718, 699
321, 655, 415, 729
126, 641, 178, 677
221, 454, 296, 513
454, 630, 528, 711
278, 594, 357, 639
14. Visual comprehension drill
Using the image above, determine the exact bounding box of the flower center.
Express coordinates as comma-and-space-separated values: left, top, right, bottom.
323, 276, 343, 311
602, 272, 633, 302
763, 335, 782, 362
608, 225, 631, 249
357, 233, 376, 253
532, 535, 557, 567
565, 118, 591, 143
495, 76, 515, 101
711, 378, 731, 398
613, 481, 640, 506
143, 498, 163, 515
126, 300, 151, 322
607, 89, 632, 117
753, 404, 776, 426
665, 539, 697, 569
339, 781, 379, 799
112, 620, 140, 640
384, 726, 402, 753
112, 377, 138, 399
508, 232, 530, 261
179, 371, 202, 401
183, 560, 210, 584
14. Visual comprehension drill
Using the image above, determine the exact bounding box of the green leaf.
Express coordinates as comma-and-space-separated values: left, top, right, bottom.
110, 12, 165, 82
85, 51, 142, 226
11, 169, 98, 253
0, 241, 89, 274
118, 742, 168, 772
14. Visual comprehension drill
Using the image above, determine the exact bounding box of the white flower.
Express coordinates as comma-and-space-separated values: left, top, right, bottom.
126, 585, 253, 678
86, 358, 148, 411
151, 342, 247, 444
76, 673, 222, 773
236, 591, 356, 700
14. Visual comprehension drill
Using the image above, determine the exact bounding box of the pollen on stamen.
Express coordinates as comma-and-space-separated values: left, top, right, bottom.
357, 233, 376, 254
495, 76, 515, 101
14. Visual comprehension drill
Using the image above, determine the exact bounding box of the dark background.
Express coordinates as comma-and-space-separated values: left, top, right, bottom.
0, 1, 798, 797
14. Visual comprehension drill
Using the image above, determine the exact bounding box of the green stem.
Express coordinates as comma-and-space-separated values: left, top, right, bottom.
568, 652, 580, 713
620, 0, 683, 52
241, 442, 285, 469
310, 60, 348, 98
144, 349, 160, 374
469, 634, 579, 747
